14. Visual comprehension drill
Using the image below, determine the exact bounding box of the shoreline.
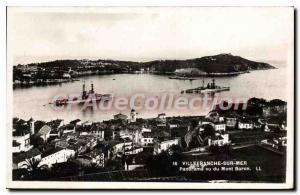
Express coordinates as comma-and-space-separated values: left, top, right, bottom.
13, 68, 274, 89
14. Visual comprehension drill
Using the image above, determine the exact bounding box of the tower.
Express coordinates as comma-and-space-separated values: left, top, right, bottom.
130, 109, 137, 123
28, 118, 35, 135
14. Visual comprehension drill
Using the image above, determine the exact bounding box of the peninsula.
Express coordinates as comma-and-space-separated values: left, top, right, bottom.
13, 53, 275, 88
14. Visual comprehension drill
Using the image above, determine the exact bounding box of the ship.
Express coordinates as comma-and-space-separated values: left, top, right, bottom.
55, 81, 112, 106
181, 79, 230, 94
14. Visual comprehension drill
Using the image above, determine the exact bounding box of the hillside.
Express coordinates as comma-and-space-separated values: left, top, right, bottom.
140, 54, 275, 73
16, 53, 275, 75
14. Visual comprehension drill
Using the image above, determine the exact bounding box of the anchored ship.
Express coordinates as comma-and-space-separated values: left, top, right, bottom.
181, 79, 230, 94
55, 81, 112, 106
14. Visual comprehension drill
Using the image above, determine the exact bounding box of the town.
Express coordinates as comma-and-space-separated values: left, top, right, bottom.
12, 97, 287, 181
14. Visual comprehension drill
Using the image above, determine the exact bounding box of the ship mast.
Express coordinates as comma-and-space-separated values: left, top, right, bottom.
90, 81, 94, 94
82, 80, 87, 97
83, 81, 85, 93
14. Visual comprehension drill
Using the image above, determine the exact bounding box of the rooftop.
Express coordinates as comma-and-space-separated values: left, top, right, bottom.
41, 146, 65, 158
37, 125, 52, 136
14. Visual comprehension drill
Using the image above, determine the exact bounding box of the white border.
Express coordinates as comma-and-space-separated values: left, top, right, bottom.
2, 3, 296, 190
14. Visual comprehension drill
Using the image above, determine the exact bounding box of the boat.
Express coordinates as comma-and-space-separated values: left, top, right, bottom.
169, 76, 197, 80
181, 79, 230, 94
55, 81, 112, 106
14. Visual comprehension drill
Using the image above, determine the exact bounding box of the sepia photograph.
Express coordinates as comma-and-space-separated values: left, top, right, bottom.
6, 6, 294, 189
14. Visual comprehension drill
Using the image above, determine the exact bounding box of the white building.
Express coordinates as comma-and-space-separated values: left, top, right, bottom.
154, 138, 180, 154
63, 73, 71, 79
214, 123, 226, 131
13, 131, 32, 153
124, 147, 143, 155
139, 136, 154, 147
208, 134, 230, 146
168, 124, 178, 129
40, 147, 75, 167
134, 127, 154, 146
113, 142, 133, 153
238, 119, 254, 130
201, 120, 226, 132
130, 109, 137, 123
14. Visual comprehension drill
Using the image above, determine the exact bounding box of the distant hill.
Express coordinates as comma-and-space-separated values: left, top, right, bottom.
140, 53, 275, 73
17, 53, 275, 74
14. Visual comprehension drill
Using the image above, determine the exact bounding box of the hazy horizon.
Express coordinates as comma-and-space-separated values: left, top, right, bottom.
8, 7, 293, 65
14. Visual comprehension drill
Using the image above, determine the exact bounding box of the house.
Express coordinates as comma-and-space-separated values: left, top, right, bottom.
40, 147, 75, 167
154, 138, 181, 154
114, 113, 128, 121
168, 123, 178, 129
139, 132, 154, 147
213, 122, 226, 131
62, 73, 71, 79
174, 68, 206, 76
238, 118, 254, 130
130, 109, 137, 123
12, 124, 33, 153
208, 133, 230, 146
157, 116, 167, 127
77, 135, 98, 150
82, 120, 93, 126
54, 139, 70, 149
134, 127, 154, 146
124, 153, 148, 171
79, 124, 105, 140
13, 148, 41, 170
119, 129, 134, 140
225, 117, 238, 128
47, 119, 64, 130
261, 137, 287, 149
200, 118, 226, 132
37, 125, 52, 142
85, 148, 105, 167
60, 123, 76, 134
113, 141, 133, 153
124, 146, 143, 155
221, 112, 240, 128
70, 119, 81, 126
158, 113, 166, 121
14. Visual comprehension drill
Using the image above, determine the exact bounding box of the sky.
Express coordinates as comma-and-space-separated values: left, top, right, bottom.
7, 7, 294, 65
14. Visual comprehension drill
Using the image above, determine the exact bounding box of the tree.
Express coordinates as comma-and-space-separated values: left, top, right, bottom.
23, 158, 48, 176
30, 136, 45, 149
202, 124, 215, 138
190, 119, 199, 130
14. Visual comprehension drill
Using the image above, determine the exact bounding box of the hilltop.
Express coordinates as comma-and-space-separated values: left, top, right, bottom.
140, 53, 275, 74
